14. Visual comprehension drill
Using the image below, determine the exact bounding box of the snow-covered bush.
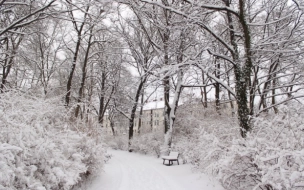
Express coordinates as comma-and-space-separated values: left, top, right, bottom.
0, 91, 105, 190
105, 134, 128, 151
105, 130, 163, 157
174, 103, 304, 190
211, 104, 304, 190
130, 131, 164, 157
173, 105, 238, 166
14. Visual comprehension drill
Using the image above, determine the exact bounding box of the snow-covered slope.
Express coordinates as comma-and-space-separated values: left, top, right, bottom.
89, 149, 225, 190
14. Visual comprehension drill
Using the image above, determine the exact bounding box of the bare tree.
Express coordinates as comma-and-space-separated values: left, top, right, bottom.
137, 0, 304, 138
19, 19, 66, 94
114, 14, 157, 151
0, 0, 57, 92
64, 0, 93, 106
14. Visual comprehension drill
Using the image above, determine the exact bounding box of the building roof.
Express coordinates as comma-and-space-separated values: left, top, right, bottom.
143, 100, 165, 110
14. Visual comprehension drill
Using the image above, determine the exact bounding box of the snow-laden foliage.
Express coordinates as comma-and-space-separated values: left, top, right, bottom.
212, 104, 304, 190
174, 104, 304, 190
105, 135, 128, 151
0, 91, 105, 190
105, 131, 164, 157
173, 106, 238, 166
130, 131, 164, 157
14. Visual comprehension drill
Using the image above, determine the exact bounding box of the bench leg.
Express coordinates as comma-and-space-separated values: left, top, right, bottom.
163, 159, 165, 165
177, 160, 179, 165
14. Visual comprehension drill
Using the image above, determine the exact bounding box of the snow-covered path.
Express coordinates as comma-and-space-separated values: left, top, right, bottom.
88, 149, 225, 190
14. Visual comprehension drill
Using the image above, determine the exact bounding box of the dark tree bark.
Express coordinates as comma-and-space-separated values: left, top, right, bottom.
225, 0, 251, 137
138, 89, 144, 134
128, 77, 147, 151
65, 4, 90, 107
98, 76, 115, 126
1, 36, 22, 92
75, 28, 93, 117
98, 71, 106, 124
272, 73, 278, 114
214, 58, 221, 114
163, 31, 171, 134
201, 72, 208, 108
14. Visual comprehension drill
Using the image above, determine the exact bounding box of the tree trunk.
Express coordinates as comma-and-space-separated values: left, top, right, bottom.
225, 0, 251, 137
164, 76, 171, 134
65, 35, 81, 107
163, 22, 171, 134
164, 29, 185, 150
1, 37, 22, 92
138, 89, 144, 134
272, 73, 278, 114
128, 77, 147, 151
214, 58, 221, 114
98, 74, 106, 125
164, 69, 183, 149
110, 115, 115, 136
65, 5, 90, 107
75, 29, 93, 117
201, 72, 208, 108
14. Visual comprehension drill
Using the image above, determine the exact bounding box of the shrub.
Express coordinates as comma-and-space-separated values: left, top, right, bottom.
105, 134, 128, 151
130, 131, 164, 157
174, 103, 304, 190
213, 104, 304, 190
0, 91, 105, 190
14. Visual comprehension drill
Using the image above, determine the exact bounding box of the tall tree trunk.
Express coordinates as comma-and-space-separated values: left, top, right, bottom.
110, 114, 115, 136
201, 72, 208, 108
164, 29, 185, 150
65, 4, 90, 106
65, 35, 81, 106
75, 29, 93, 117
138, 89, 144, 134
164, 69, 183, 149
163, 30, 171, 134
272, 73, 278, 114
249, 66, 259, 115
98, 71, 106, 124
128, 77, 147, 151
258, 59, 279, 111
225, 0, 251, 137
1, 37, 22, 92
214, 58, 221, 114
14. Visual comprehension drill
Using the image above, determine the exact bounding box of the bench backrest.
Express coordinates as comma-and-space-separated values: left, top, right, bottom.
169, 152, 179, 158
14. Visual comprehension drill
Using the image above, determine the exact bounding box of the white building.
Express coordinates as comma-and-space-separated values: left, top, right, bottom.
103, 100, 166, 135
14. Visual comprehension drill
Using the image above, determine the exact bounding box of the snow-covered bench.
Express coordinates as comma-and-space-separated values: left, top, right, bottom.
162, 152, 179, 166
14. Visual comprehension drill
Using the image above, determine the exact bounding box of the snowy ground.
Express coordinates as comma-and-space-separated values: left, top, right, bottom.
88, 149, 225, 190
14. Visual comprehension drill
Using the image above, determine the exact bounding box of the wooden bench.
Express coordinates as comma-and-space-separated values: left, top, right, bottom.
162, 152, 179, 166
